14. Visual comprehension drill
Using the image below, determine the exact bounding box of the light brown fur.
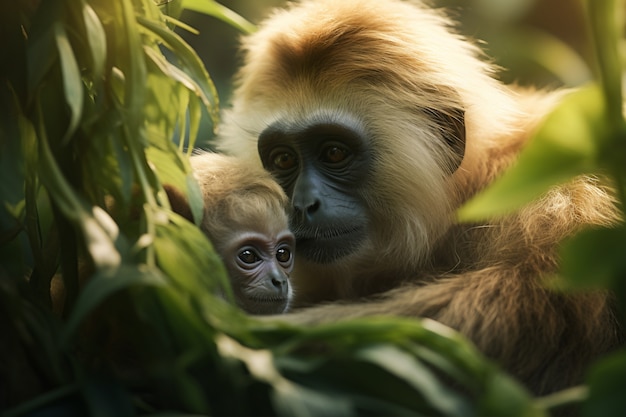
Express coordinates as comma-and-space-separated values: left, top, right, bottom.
217, 0, 623, 394
189, 152, 290, 245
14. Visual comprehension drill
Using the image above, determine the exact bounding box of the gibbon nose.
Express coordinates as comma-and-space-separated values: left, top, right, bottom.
270, 274, 289, 296
292, 169, 322, 219
293, 199, 321, 218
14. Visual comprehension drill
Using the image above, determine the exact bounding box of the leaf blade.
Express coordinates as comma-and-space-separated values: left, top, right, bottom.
53, 21, 83, 145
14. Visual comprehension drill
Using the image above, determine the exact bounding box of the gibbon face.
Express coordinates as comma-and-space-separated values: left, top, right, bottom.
180, 153, 296, 314
258, 119, 372, 264
216, 215, 295, 315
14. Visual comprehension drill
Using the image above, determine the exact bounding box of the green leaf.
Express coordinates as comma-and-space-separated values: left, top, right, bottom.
459, 85, 609, 221
182, 0, 256, 34
479, 372, 543, 417
186, 172, 204, 226
37, 106, 121, 270
0, 88, 26, 218
26, 0, 60, 100
137, 15, 219, 125
61, 264, 168, 345
53, 21, 83, 145
583, 349, 626, 417
554, 225, 626, 290
357, 344, 472, 416
80, 0, 107, 83
119, 0, 147, 126
585, 0, 624, 127
154, 210, 231, 298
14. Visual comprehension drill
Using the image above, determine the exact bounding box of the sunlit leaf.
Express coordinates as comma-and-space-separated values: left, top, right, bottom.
186, 88, 202, 151
182, 0, 256, 34
186, 172, 204, 225
137, 15, 219, 125
458, 85, 609, 221
53, 21, 83, 145
585, 0, 624, 127
154, 210, 231, 297
119, 0, 147, 126
80, 0, 107, 83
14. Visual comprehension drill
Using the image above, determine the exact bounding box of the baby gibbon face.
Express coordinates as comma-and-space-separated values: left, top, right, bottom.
169, 152, 295, 314
217, 219, 295, 315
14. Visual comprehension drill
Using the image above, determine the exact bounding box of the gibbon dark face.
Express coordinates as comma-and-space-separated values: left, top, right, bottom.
258, 119, 371, 264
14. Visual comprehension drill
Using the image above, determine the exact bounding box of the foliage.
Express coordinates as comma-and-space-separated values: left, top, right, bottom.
0, 1, 623, 417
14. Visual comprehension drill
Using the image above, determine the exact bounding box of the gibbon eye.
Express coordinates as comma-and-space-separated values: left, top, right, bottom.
276, 247, 292, 263
272, 151, 297, 170
238, 249, 261, 264
322, 145, 350, 164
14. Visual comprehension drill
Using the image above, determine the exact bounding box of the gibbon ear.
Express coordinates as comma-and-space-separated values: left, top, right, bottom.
163, 184, 194, 222
424, 107, 466, 172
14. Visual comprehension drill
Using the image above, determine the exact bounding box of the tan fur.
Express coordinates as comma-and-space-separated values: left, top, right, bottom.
189, 152, 290, 246
217, 0, 623, 394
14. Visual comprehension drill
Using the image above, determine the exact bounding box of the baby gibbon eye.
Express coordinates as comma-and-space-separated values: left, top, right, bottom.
238, 249, 261, 264
276, 247, 292, 263
272, 151, 297, 170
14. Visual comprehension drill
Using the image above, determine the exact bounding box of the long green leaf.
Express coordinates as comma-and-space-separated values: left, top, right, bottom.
137, 15, 219, 125
585, 0, 624, 127
182, 0, 256, 34
119, 0, 147, 126
81, 0, 107, 83
357, 344, 472, 416
37, 103, 121, 271
26, 0, 60, 102
53, 21, 83, 145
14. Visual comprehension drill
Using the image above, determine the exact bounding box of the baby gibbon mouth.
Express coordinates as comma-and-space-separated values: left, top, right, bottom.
246, 295, 290, 315
248, 295, 287, 303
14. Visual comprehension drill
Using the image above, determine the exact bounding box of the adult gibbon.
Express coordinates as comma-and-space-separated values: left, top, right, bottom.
217, 0, 623, 394
168, 153, 295, 314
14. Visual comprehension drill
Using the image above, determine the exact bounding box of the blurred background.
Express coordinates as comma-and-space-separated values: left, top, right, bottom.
178, 0, 594, 143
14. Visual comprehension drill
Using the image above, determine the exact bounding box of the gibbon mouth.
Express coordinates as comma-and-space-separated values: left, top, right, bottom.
247, 296, 288, 303
295, 226, 366, 263
245, 295, 289, 315
294, 225, 364, 241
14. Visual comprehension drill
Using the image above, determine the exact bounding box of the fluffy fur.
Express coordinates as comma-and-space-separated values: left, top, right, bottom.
190, 152, 290, 245
217, 0, 623, 394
